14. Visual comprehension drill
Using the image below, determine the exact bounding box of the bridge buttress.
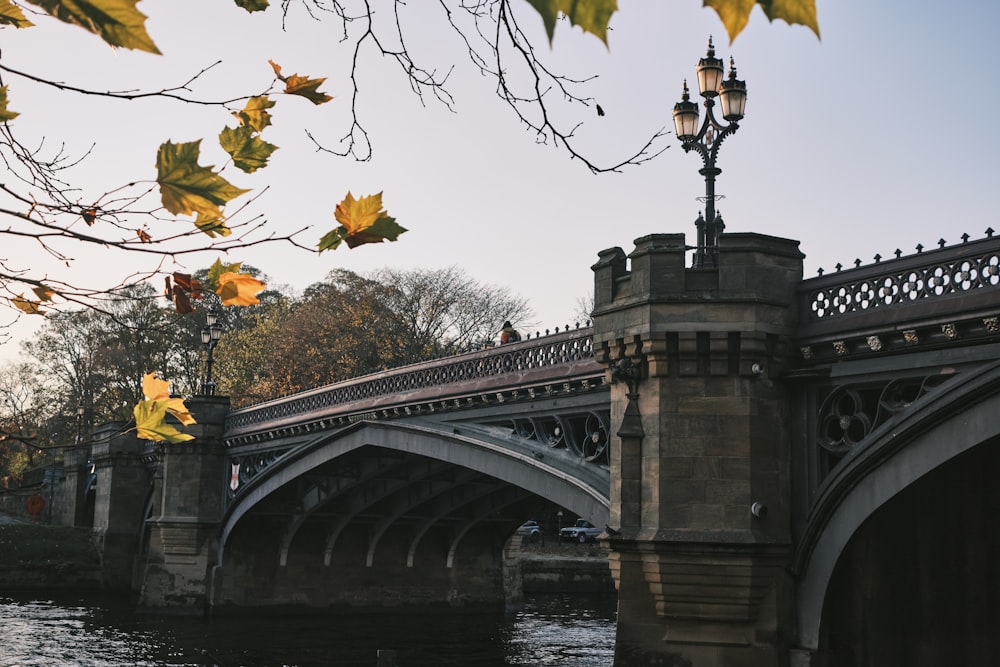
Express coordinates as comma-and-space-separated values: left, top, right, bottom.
592, 232, 803, 666
137, 395, 230, 613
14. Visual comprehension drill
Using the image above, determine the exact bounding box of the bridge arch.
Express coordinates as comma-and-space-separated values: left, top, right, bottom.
794, 360, 1000, 650
219, 418, 610, 569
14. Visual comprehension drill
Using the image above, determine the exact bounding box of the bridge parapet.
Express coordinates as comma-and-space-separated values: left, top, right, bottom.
224, 327, 603, 445
796, 231, 1000, 363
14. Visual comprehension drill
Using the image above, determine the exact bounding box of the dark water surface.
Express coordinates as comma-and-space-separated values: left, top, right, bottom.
0, 593, 616, 667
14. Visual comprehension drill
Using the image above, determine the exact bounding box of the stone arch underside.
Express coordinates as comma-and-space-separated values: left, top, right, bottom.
219, 418, 611, 572
794, 360, 1000, 649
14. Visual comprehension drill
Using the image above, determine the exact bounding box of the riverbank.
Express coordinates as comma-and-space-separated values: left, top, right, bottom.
520, 538, 614, 594
0, 515, 613, 594
0, 516, 103, 591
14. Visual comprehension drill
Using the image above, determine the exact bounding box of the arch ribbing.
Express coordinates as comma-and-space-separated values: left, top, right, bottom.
794, 360, 1000, 649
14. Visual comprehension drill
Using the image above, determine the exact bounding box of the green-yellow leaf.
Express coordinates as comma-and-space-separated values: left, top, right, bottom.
0, 85, 18, 122
269, 60, 332, 105
156, 140, 250, 217
343, 214, 407, 249
194, 212, 232, 238
219, 125, 278, 174
524, 0, 617, 46
25, 0, 161, 53
234, 0, 268, 11
0, 0, 34, 27
317, 227, 348, 252
234, 95, 274, 133
704, 0, 819, 41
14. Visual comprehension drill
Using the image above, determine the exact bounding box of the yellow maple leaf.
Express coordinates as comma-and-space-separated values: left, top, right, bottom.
334, 191, 386, 235
217, 271, 266, 306
233, 95, 275, 133
134, 372, 196, 443
320, 191, 407, 252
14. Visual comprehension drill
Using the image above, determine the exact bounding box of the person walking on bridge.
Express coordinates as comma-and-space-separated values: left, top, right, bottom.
500, 321, 521, 344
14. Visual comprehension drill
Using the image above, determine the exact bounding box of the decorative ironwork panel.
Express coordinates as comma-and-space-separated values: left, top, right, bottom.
808, 252, 1000, 320
813, 373, 952, 472
802, 236, 1000, 322
493, 409, 611, 467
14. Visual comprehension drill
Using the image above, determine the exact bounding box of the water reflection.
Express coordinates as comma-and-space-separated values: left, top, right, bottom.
0, 593, 616, 667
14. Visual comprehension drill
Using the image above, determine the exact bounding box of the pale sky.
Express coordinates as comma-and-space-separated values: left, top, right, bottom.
2, 0, 998, 356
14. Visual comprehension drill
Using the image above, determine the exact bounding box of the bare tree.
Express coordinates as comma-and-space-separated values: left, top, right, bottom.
0, 361, 51, 481
373, 265, 532, 354
297, 1, 668, 171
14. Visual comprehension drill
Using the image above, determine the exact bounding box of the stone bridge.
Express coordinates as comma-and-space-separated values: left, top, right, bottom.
51, 229, 1000, 667
212, 329, 612, 608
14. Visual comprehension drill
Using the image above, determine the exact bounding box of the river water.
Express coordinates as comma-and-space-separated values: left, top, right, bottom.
0, 593, 617, 667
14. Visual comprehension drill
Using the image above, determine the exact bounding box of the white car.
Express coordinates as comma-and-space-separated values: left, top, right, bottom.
559, 519, 601, 543
516, 520, 542, 543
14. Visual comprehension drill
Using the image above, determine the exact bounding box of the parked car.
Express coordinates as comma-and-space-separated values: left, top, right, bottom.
516, 520, 542, 543
559, 518, 601, 543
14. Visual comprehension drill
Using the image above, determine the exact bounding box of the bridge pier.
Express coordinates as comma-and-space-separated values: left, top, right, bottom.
138, 396, 229, 613
58, 442, 93, 527
592, 233, 802, 665
90, 422, 147, 591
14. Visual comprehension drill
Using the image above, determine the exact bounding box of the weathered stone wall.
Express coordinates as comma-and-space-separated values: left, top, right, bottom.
522, 555, 614, 593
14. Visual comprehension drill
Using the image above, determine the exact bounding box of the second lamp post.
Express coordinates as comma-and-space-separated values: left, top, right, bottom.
201, 305, 222, 395
672, 37, 748, 268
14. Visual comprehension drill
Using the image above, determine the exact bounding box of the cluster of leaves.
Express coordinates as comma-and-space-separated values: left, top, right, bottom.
1, 0, 412, 319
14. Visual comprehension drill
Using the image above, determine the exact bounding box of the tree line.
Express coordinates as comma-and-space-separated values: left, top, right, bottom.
0, 264, 531, 483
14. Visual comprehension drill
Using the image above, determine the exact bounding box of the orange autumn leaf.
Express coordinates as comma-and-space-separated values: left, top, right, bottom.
31, 285, 56, 302
216, 271, 266, 306
268, 60, 332, 105
81, 208, 97, 225
12, 294, 45, 315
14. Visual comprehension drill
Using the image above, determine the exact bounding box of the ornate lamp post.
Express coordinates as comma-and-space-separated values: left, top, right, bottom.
672, 37, 748, 268
75, 403, 85, 444
200, 305, 222, 395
